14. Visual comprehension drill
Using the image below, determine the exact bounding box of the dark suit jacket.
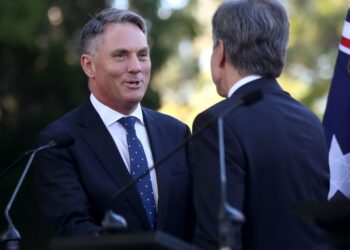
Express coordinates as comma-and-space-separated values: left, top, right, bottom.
192, 78, 332, 250
34, 99, 193, 241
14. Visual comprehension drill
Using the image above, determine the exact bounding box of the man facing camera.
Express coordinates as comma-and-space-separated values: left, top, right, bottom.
34, 8, 193, 242
192, 1, 332, 249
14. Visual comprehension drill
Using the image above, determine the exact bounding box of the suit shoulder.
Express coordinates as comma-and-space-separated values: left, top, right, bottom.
194, 98, 232, 122
142, 107, 188, 129
295, 99, 321, 121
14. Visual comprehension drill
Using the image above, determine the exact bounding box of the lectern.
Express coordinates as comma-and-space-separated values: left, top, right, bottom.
51, 231, 198, 250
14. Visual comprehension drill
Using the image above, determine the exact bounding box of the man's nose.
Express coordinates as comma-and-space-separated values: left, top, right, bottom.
127, 54, 141, 73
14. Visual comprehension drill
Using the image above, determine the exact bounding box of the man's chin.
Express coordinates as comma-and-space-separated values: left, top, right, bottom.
125, 97, 144, 107
215, 88, 226, 98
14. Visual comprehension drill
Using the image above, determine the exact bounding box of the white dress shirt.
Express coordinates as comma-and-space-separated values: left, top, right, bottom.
90, 94, 159, 207
227, 75, 262, 98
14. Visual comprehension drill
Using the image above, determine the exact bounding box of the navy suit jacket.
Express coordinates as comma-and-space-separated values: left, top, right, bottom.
34, 99, 193, 241
192, 78, 332, 250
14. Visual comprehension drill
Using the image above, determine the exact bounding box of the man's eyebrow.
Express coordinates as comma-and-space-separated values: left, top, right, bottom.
111, 49, 128, 54
110, 47, 149, 53
138, 47, 150, 52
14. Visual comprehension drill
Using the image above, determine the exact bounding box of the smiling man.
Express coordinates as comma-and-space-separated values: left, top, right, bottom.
33, 8, 193, 242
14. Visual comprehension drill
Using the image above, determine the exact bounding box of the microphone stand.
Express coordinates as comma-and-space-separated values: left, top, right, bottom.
218, 117, 245, 250
1, 144, 54, 250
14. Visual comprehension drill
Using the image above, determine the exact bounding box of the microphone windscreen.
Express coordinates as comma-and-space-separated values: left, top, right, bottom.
54, 133, 75, 148
241, 90, 263, 106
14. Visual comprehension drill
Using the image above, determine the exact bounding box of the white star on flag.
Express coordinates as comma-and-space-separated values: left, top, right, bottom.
328, 135, 350, 199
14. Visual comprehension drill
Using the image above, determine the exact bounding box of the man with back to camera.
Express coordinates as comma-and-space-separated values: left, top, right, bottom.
192, 0, 332, 249
33, 8, 193, 242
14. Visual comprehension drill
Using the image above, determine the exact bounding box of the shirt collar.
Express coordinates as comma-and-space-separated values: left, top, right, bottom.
227, 75, 262, 98
90, 93, 144, 127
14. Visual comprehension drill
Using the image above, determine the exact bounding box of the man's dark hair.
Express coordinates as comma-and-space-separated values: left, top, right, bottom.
212, 0, 290, 78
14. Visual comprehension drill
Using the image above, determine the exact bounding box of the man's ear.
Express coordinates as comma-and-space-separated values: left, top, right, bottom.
81, 54, 95, 78
216, 40, 226, 67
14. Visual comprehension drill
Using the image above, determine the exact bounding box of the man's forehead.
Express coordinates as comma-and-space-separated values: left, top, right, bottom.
104, 22, 145, 34
111, 46, 149, 52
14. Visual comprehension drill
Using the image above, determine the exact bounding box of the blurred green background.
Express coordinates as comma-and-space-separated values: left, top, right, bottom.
0, 0, 347, 249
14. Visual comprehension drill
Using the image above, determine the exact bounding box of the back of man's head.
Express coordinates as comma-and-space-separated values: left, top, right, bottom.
212, 0, 289, 78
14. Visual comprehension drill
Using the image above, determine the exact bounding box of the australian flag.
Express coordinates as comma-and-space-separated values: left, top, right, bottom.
323, 7, 350, 200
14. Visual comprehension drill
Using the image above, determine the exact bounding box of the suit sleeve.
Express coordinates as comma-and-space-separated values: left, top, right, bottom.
34, 132, 101, 236
192, 112, 246, 250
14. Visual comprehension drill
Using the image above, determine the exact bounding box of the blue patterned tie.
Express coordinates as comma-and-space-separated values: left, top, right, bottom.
119, 116, 156, 229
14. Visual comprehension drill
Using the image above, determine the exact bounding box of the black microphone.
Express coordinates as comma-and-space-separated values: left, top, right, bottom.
46, 133, 75, 149
0, 133, 75, 250
219, 89, 263, 119
240, 89, 263, 106
106, 90, 263, 211
24, 132, 74, 154
0, 133, 74, 178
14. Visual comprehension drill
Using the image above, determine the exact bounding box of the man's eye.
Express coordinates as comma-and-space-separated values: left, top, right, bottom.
138, 52, 149, 60
113, 54, 126, 60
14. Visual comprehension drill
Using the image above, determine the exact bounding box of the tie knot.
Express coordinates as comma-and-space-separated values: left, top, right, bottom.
119, 116, 137, 131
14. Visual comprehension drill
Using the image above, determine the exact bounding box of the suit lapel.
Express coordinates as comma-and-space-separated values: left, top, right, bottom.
143, 109, 172, 229
78, 100, 150, 229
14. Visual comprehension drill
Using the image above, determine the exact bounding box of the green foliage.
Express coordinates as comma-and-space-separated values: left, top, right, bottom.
285, 0, 348, 116
0, 0, 48, 46
130, 0, 199, 72
130, 0, 200, 108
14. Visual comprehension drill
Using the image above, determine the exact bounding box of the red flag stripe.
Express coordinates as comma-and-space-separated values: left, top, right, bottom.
340, 36, 350, 49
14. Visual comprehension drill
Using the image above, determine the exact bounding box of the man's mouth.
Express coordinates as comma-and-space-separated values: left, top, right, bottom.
124, 81, 141, 88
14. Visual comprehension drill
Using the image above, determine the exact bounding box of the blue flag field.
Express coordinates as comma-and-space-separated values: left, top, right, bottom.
323, 7, 350, 200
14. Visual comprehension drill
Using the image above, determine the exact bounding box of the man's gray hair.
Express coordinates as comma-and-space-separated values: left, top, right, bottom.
212, 0, 290, 78
80, 8, 147, 56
